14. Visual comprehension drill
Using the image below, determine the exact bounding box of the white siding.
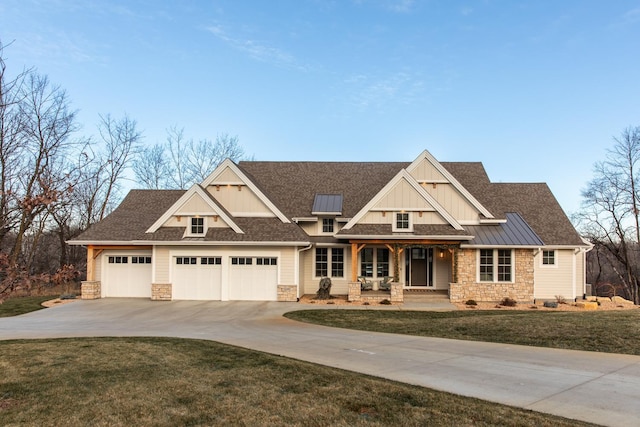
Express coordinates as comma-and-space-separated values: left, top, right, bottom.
408, 159, 448, 182
154, 246, 171, 283
534, 249, 577, 300
374, 180, 434, 210
208, 185, 272, 216
423, 183, 479, 222
300, 247, 352, 295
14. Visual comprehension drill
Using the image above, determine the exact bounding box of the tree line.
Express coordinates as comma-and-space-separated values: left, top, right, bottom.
0, 41, 245, 299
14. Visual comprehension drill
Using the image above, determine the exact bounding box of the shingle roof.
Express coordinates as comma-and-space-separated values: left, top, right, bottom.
465, 213, 544, 246
72, 158, 585, 247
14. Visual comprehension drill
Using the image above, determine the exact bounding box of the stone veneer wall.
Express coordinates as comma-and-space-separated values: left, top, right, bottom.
450, 248, 534, 303
277, 285, 298, 302
151, 283, 172, 301
348, 282, 402, 303
81, 281, 101, 300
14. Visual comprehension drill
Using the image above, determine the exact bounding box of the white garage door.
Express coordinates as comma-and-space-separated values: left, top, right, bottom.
229, 257, 278, 301
103, 253, 152, 298
172, 256, 222, 300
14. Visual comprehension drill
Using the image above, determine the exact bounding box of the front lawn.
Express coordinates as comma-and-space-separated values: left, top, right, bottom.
0, 337, 593, 426
284, 309, 640, 355
0, 296, 55, 317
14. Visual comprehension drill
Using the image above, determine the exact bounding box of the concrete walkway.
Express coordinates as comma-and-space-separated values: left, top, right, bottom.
1, 299, 639, 427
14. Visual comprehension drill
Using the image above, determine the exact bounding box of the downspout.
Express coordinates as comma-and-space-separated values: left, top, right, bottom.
296, 244, 313, 299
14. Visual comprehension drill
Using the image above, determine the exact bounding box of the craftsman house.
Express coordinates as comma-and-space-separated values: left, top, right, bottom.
69, 150, 590, 303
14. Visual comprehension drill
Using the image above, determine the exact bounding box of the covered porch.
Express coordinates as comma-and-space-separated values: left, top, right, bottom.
347, 239, 461, 302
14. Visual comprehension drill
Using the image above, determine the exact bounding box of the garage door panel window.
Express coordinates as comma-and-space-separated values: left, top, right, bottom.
176, 257, 197, 265
231, 257, 253, 265
201, 257, 222, 265
108, 256, 128, 264
256, 257, 277, 265
131, 256, 152, 264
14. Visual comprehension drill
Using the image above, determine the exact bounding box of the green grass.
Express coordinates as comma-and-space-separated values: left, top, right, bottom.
0, 295, 55, 317
0, 337, 594, 426
284, 309, 640, 355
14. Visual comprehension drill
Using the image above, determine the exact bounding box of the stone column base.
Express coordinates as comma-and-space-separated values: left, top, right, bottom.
348, 282, 361, 301
390, 282, 403, 303
151, 283, 172, 301
81, 281, 101, 299
277, 285, 297, 302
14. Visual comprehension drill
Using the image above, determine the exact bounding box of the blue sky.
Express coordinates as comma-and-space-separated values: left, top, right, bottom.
1, 1, 639, 215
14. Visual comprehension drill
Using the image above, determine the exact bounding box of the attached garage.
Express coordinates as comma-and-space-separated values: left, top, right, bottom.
102, 252, 152, 298
229, 256, 278, 301
172, 256, 222, 300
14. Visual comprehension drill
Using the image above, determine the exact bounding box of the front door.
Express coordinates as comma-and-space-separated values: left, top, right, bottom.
405, 247, 433, 287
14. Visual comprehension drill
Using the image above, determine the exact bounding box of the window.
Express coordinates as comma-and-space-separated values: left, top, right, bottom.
322, 218, 334, 233
376, 248, 389, 277
315, 248, 328, 277
176, 257, 197, 265
361, 248, 374, 277
542, 250, 556, 266
231, 257, 253, 265
201, 257, 222, 265
108, 256, 128, 264
256, 257, 277, 265
478, 249, 513, 282
360, 248, 389, 278
191, 217, 205, 235
331, 248, 344, 277
131, 256, 152, 264
315, 248, 343, 277
393, 212, 412, 232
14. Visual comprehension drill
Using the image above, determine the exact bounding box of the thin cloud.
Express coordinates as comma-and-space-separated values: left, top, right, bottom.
205, 25, 307, 71
344, 71, 425, 112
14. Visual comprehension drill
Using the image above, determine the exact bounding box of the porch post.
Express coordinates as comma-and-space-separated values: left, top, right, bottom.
351, 243, 358, 282
86, 245, 95, 281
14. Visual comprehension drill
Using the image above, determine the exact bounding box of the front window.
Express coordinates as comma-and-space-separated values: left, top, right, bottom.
479, 249, 513, 282
322, 218, 334, 233
315, 247, 344, 278
542, 250, 555, 266
360, 247, 390, 278
191, 217, 204, 235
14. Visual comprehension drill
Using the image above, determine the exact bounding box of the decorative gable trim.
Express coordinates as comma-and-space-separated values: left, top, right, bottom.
146, 184, 244, 234
343, 170, 464, 231
407, 149, 494, 219
201, 159, 290, 223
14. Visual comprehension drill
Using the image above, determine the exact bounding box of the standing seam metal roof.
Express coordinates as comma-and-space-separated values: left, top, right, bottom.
465, 213, 544, 246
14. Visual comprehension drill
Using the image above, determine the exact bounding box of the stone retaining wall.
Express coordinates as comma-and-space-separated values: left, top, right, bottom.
151, 283, 172, 301
348, 281, 402, 303
277, 285, 298, 302
450, 248, 534, 303
81, 281, 101, 300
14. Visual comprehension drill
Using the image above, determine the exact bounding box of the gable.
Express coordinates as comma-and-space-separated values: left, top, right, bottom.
407, 150, 494, 219
201, 160, 290, 223
344, 170, 463, 231
146, 185, 243, 234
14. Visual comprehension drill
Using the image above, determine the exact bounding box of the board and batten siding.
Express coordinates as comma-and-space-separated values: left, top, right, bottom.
206, 185, 273, 216
374, 179, 434, 210
534, 249, 579, 300
433, 252, 453, 289
360, 211, 446, 225
423, 183, 479, 222
409, 159, 448, 182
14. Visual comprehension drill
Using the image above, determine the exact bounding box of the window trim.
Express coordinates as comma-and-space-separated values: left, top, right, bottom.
392, 212, 413, 232
477, 249, 514, 283
315, 247, 345, 278
541, 250, 557, 268
322, 218, 334, 234
187, 216, 206, 236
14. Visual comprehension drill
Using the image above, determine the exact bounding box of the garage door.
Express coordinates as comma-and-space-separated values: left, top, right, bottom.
172, 256, 222, 300
229, 257, 278, 301
103, 253, 152, 298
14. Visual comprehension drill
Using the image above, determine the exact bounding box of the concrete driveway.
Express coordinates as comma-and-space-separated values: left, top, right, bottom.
1, 299, 639, 427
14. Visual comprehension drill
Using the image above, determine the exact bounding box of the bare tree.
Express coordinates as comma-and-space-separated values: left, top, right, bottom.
577, 126, 640, 303
133, 143, 169, 189
135, 128, 246, 189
